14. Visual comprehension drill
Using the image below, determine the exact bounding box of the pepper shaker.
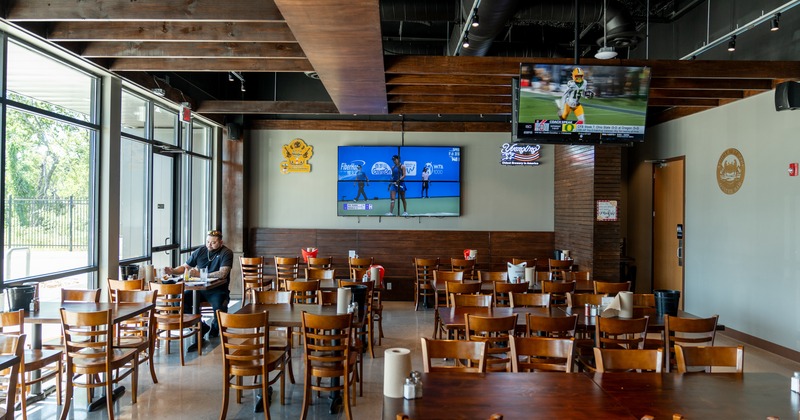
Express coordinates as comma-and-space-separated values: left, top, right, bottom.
411, 371, 423, 398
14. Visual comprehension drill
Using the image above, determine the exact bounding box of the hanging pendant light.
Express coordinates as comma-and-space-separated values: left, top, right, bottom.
595, 0, 618, 59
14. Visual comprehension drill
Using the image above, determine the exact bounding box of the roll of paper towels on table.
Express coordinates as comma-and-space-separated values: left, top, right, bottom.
525, 267, 535, 283
619, 291, 633, 318
384, 347, 412, 398
337, 287, 351, 314
370, 266, 380, 282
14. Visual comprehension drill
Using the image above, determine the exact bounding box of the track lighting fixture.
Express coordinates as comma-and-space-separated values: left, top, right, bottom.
462, 32, 470, 48
228, 72, 234, 82
771, 13, 781, 31
471, 9, 479, 28
240, 82, 246, 92
727, 35, 736, 52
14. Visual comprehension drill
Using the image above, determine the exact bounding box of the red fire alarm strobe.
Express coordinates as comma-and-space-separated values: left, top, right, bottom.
180, 104, 192, 123
789, 162, 798, 176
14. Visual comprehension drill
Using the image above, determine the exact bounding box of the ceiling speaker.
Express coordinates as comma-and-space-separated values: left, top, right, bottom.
226, 122, 242, 140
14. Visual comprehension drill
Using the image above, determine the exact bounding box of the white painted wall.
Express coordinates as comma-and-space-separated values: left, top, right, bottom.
248, 130, 555, 231
629, 91, 800, 351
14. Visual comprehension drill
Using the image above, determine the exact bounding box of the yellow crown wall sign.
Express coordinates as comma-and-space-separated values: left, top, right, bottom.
280, 138, 313, 174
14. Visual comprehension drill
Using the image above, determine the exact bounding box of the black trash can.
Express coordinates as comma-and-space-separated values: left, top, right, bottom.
654, 289, 681, 316
120, 264, 140, 279
6, 285, 36, 311
344, 284, 368, 321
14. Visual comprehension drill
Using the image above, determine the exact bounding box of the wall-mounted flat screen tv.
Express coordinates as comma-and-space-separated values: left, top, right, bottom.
515, 63, 651, 145
337, 146, 461, 217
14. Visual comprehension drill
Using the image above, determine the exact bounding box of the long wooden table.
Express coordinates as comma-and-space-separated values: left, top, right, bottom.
384, 372, 800, 419
234, 302, 340, 326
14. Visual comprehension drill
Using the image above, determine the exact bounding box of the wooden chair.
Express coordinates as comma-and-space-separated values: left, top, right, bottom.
465, 314, 518, 372
432, 270, 464, 309
252, 290, 296, 385
675, 344, 744, 373
305, 268, 335, 281
300, 312, 357, 420
420, 337, 487, 373
149, 282, 203, 366
450, 258, 476, 280
664, 314, 719, 372
510, 292, 550, 308
535, 271, 559, 282
106, 278, 145, 302
0, 310, 61, 420
414, 257, 440, 311
510, 336, 575, 372
578, 316, 650, 372
445, 281, 482, 307
274, 256, 300, 291
61, 288, 101, 303
567, 292, 605, 307
566, 271, 590, 281
307, 256, 333, 270
478, 270, 508, 284
593, 281, 631, 295
541, 281, 576, 306
339, 280, 376, 361
493, 282, 529, 307
60, 308, 138, 420
286, 280, 320, 305
0, 333, 24, 420
526, 313, 578, 338
633, 293, 656, 307
317, 290, 338, 306
240, 256, 269, 304
548, 259, 573, 280
511, 258, 536, 267
112, 290, 159, 384
348, 257, 374, 280
451, 293, 492, 308
217, 310, 286, 417
594, 347, 664, 373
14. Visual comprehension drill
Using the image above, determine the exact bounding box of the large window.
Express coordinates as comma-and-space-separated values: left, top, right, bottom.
3, 39, 99, 286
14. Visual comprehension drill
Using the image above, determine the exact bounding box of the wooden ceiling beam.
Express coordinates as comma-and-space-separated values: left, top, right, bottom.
109, 58, 312, 72
388, 95, 510, 105
387, 74, 511, 86
648, 106, 712, 125
80, 41, 304, 59
252, 119, 510, 132
648, 89, 745, 99
648, 98, 721, 107
6, 0, 283, 21
650, 78, 773, 90
274, 0, 387, 114
387, 85, 510, 96
390, 103, 510, 114
196, 100, 338, 114
46, 21, 296, 42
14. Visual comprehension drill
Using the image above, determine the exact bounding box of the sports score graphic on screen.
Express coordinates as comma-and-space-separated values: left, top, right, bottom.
516, 63, 651, 143
337, 146, 461, 217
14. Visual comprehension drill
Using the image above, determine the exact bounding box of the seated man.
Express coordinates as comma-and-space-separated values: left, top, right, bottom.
164, 229, 233, 350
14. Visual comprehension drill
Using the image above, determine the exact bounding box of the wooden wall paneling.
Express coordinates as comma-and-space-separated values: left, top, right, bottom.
554, 145, 595, 274
593, 146, 622, 280
489, 231, 555, 271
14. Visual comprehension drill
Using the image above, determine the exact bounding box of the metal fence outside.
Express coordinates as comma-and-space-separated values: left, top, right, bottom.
4, 196, 89, 251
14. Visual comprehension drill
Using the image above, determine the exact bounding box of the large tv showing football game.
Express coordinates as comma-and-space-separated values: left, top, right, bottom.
337, 146, 461, 217
515, 63, 651, 144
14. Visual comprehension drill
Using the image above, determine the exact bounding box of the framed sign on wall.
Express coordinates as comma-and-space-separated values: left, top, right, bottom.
596, 200, 618, 222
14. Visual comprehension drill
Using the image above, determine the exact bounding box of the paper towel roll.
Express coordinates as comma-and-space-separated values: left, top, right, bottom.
525, 267, 535, 284
619, 291, 633, 318
384, 347, 412, 398
144, 265, 154, 283
337, 287, 352, 314
370, 266, 380, 283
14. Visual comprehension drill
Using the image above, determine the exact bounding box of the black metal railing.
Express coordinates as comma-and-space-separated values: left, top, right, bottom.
4, 196, 89, 251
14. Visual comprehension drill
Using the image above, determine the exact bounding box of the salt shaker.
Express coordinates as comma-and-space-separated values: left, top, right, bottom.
403, 377, 416, 400
411, 371, 423, 398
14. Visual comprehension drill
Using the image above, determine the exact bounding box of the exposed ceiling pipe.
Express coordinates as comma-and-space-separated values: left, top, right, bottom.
458, 0, 521, 56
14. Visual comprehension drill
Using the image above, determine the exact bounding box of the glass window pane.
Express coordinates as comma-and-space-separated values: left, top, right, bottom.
6, 40, 96, 122
4, 108, 93, 280
153, 105, 178, 145
190, 157, 210, 247
121, 90, 148, 138
152, 154, 175, 249
119, 139, 148, 260
191, 123, 210, 156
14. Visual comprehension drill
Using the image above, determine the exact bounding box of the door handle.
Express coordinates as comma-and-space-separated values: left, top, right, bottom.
165, 237, 171, 255
676, 239, 683, 266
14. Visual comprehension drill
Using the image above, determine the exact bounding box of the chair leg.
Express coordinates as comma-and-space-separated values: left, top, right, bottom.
19, 376, 27, 420
56, 358, 63, 405
131, 356, 138, 404
262, 373, 271, 420
342, 371, 352, 420
300, 369, 311, 420
59, 369, 72, 420
220, 372, 230, 420
148, 345, 159, 383
179, 333, 185, 367
105, 372, 115, 420
414, 285, 420, 311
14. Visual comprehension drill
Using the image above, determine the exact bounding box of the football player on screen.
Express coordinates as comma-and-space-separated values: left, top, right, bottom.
555, 67, 595, 124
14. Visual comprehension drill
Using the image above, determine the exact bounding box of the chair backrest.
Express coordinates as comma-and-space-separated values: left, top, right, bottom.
548, 259, 573, 280
301, 312, 353, 375
414, 257, 440, 283
114, 289, 157, 339
252, 290, 293, 304
478, 271, 508, 283
567, 292, 605, 307
307, 256, 333, 270
217, 310, 270, 373
420, 337, 487, 373
349, 257, 374, 280
317, 290, 338, 306
274, 256, 300, 290
541, 281, 576, 305
510, 336, 575, 372
593, 281, 631, 295
60, 308, 113, 364
465, 314, 518, 372
536, 271, 558, 282
633, 293, 656, 307
510, 292, 550, 308
567, 271, 591, 281
306, 268, 335, 281
61, 288, 101, 303
240, 256, 267, 302
526, 313, 578, 338
593, 347, 664, 372
107, 278, 145, 302
450, 258, 476, 280
451, 294, 492, 308
675, 344, 743, 373
595, 316, 650, 349
434, 270, 464, 283
0, 310, 25, 336
511, 258, 536, 267
493, 282, 529, 307
0, 332, 25, 416
664, 314, 719, 372
149, 282, 186, 323
446, 280, 481, 307
285, 280, 320, 304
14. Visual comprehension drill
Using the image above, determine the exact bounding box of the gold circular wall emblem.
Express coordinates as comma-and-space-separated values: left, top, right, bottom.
716, 148, 745, 195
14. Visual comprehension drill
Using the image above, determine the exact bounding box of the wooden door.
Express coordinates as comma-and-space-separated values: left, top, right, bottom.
653, 157, 685, 308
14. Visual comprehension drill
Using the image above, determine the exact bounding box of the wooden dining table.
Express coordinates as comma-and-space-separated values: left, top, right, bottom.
431, 279, 594, 303
383, 372, 800, 419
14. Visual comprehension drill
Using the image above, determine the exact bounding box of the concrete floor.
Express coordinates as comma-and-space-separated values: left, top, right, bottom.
17, 301, 800, 419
